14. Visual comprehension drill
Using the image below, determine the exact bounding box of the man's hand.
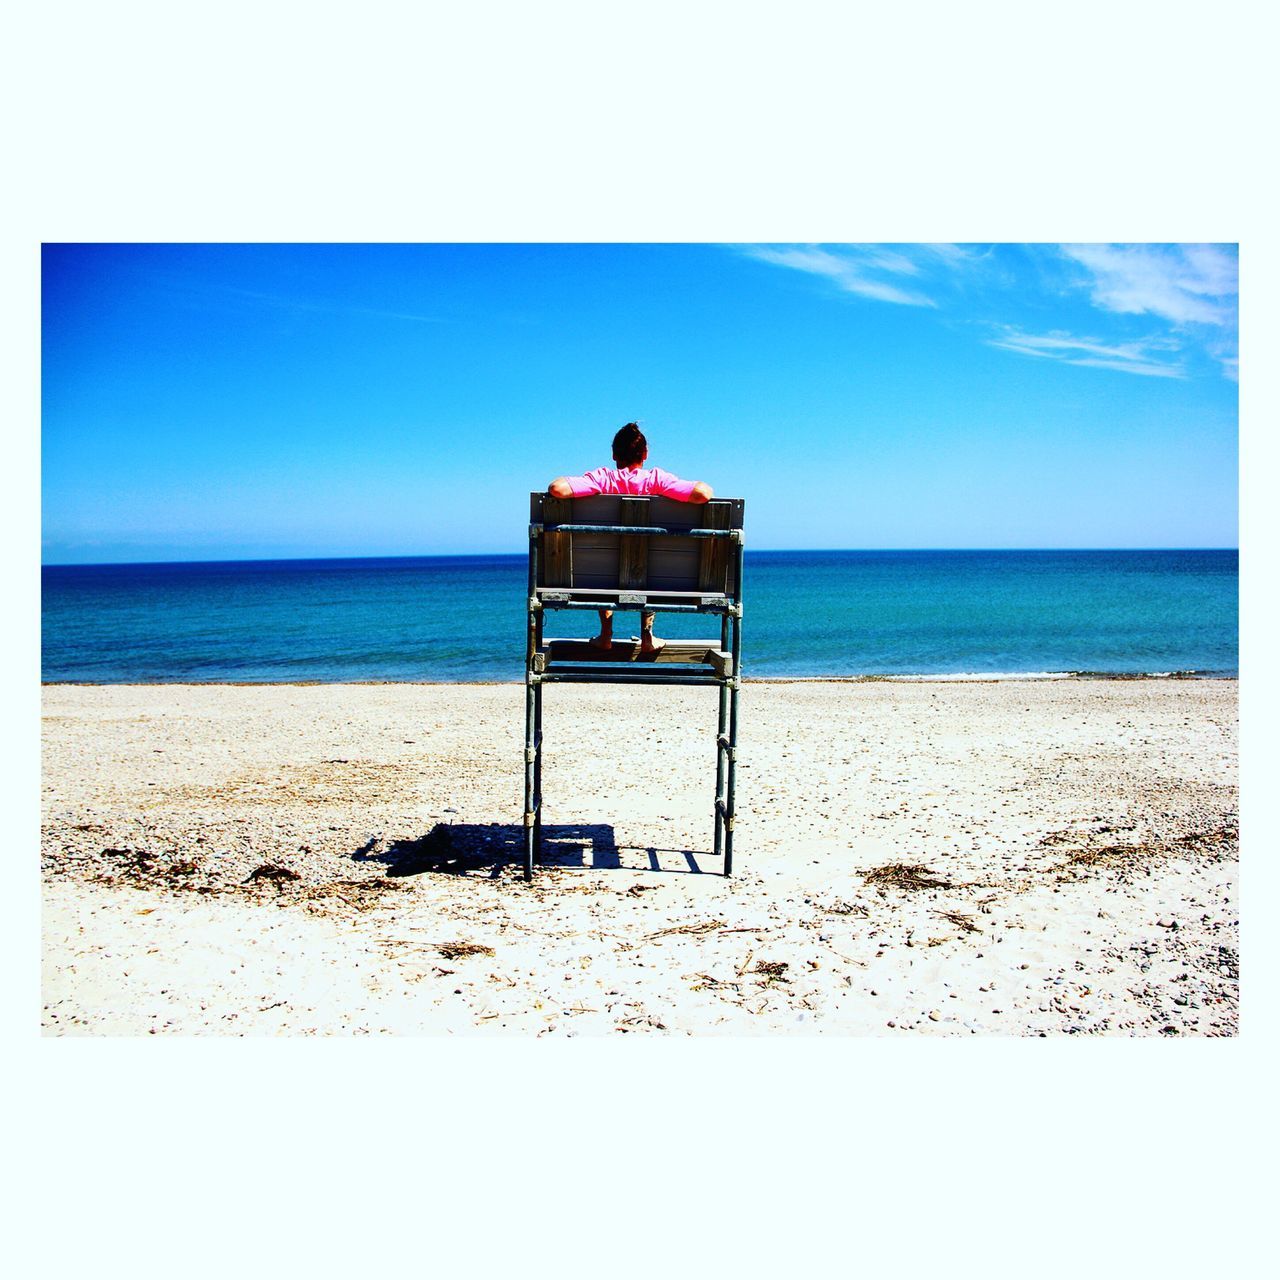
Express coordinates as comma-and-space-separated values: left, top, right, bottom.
547, 478, 573, 498
690, 481, 714, 503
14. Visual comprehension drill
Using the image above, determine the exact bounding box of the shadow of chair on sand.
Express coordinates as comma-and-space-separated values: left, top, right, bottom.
351, 822, 712, 878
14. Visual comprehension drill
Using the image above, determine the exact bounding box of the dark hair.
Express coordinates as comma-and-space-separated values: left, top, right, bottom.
612, 422, 647, 467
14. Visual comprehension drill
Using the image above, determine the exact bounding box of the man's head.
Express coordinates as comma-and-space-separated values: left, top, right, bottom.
612, 422, 648, 468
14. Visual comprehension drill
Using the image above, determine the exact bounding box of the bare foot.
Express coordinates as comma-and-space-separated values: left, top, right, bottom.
588, 634, 613, 651
639, 635, 666, 655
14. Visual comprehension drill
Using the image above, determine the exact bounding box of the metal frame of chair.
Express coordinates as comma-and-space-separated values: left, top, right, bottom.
523, 492, 746, 880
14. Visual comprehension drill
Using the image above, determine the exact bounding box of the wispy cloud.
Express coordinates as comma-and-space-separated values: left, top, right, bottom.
738, 242, 1237, 381
150, 272, 443, 324
918, 243, 984, 266
741, 244, 961, 307
1060, 243, 1237, 328
987, 328, 1186, 379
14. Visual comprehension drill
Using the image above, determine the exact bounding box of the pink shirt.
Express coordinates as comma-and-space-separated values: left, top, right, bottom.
562, 465, 699, 501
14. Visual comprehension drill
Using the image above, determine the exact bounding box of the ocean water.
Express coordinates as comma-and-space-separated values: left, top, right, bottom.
41, 549, 1238, 683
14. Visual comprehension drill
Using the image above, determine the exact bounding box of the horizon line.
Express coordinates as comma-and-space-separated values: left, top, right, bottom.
41, 546, 1241, 570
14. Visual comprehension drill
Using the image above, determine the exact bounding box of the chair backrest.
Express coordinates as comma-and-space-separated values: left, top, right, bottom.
529, 493, 745, 598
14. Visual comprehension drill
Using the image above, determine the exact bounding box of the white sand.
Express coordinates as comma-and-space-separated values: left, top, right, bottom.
41, 679, 1237, 1035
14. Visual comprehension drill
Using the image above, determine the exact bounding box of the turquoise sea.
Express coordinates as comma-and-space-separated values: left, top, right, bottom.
41, 549, 1238, 683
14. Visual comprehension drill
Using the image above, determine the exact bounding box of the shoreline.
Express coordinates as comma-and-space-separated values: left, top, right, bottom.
41, 671, 1237, 687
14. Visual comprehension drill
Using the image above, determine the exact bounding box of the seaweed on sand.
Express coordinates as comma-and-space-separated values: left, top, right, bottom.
753, 960, 790, 985
1065, 844, 1150, 870
1054, 822, 1238, 882
863, 863, 953, 891
937, 910, 981, 934
436, 941, 495, 960
646, 920, 727, 940
244, 863, 301, 886
303, 879, 410, 913
90, 846, 211, 891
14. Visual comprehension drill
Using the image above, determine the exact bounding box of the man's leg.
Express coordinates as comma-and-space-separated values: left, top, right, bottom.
589, 608, 613, 650
640, 610, 665, 655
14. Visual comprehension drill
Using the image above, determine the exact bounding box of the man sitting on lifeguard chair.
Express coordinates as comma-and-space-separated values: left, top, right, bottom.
547, 422, 714, 655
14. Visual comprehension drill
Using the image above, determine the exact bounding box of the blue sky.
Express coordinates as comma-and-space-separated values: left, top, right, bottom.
41, 243, 1238, 562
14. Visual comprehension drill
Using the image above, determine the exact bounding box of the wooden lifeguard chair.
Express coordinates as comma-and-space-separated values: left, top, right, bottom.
523, 492, 746, 880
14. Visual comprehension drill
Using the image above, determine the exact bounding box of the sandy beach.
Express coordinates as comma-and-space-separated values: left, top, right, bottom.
41, 679, 1238, 1035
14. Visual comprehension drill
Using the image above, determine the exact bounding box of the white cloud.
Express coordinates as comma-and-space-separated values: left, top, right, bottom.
1060, 243, 1237, 327
741, 245, 940, 307
739, 242, 1237, 381
918, 243, 982, 265
988, 328, 1186, 379
1203, 331, 1240, 382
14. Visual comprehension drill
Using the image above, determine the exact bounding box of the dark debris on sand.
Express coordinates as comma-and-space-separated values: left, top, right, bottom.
77, 846, 214, 892
646, 919, 726, 940
937, 910, 982, 933
863, 863, 954, 891
244, 863, 302, 886
820, 897, 869, 916
436, 941, 496, 960
301, 879, 412, 916
51, 834, 422, 915
1048, 820, 1238, 883
753, 960, 790, 985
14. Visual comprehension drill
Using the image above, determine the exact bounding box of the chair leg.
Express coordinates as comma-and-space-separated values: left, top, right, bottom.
523, 679, 536, 881
533, 680, 544, 862
724, 677, 740, 877
714, 683, 728, 860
